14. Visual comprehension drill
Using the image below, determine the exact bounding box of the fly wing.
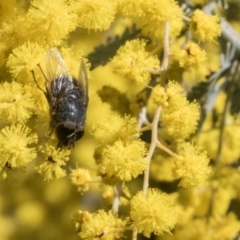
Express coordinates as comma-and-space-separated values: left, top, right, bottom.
45, 48, 73, 107
46, 48, 71, 80
78, 59, 89, 106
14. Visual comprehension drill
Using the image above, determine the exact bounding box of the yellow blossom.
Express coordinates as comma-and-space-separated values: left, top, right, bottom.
152, 85, 168, 107
118, 0, 184, 40
36, 144, 70, 180
6, 42, 45, 83
119, 0, 181, 21
75, 0, 117, 31
91, 114, 139, 146
0, 82, 35, 124
111, 39, 160, 84
75, 210, 126, 240
0, 124, 38, 169
173, 143, 211, 188
101, 139, 147, 181
162, 103, 200, 139
118, 0, 146, 18
138, 10, 183, 40
176, 42, 207, 71
165, 81, 188, 110
69, 168, 92, 193
161, 81, 200, 139
130, 188, 178, 237
0, 15, 29, 49
191, 9, 221, 42
27, 0, 78, 45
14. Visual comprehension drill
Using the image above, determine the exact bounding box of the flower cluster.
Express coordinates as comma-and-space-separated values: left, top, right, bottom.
75, 0, 117, 31
36, 144, 70, 180
191, 9, 221, 42
69, 168, 92, 193
118, 0, 184, 40
153, 81, 200, 139
112, 39, 160, 84
0, 82, 35, 124
27, 0, 79, 45
74, 210, 127, 240
172, 143, 212, 188
0, 124, 38, 176
6, 42, 45, 83
92, 114, 147, 182
101, 140, 147, 181
175, 42, 207, 71
130, 188, 178, 237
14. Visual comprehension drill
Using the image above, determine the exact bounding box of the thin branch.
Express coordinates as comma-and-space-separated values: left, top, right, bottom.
142, 107, 162, 195
132, 227, 138, 240
156, 141, 179, 158
112, 185, 120, 214
179, 14, 191, 22
144, 21, 170, 78
139, 124, 152, 132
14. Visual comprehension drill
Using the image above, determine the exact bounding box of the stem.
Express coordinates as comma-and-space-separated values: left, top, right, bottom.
144, 21, 170, 77
156, 141, 179, 158
139, 124, 152, 132
112, 185, 120, 214
142, 107, 162, 195
179, 14, 191, 22
132, 227, 138, 240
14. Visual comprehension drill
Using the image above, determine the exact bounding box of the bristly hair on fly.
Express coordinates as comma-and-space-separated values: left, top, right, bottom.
32, 48, 89, 149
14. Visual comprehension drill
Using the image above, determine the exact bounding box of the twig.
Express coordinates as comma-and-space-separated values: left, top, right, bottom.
139, 124, 152, 132
180, 14, 191, 22
156, 141, 179, 158
144, 21, 170, 79
132, 227, 138, 240
142, 107, 162, 195
112, 185, 120, 214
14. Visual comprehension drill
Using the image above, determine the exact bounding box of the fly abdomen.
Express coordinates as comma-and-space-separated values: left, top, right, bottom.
56, 90, 84, 126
